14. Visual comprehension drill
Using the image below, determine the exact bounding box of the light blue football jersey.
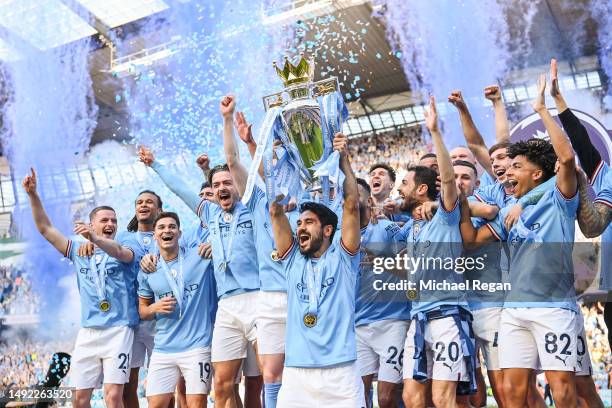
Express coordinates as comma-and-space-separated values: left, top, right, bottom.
479, 171, 495, 188
591, 161, 611, 290
66, 241, 139, 328
181, 222, 210, 249
150, 161, 259, 298
137, 247, 217, 353
465, 214, 505, 311
282, 234, 360, 368
356, 219, 411, 326
474, 181, 513, 208
196, 200, 259, 298
245, 185, 286, 292
486, 186, 579, 311
403, 198, 468, 317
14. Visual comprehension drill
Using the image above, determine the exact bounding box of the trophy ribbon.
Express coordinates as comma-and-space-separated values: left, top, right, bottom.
242, 106, 282, 205
89, 252, 110, 311
311, 91, 348, 206
159, 252, 185, 318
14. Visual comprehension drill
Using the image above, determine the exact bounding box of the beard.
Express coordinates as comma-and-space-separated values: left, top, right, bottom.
399, 196, 419, 213
299, 231, 325, 257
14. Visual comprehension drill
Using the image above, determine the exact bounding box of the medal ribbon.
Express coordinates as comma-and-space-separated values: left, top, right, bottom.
242, 107, 281, 205
215, 209, 241, 281
305, 259, 324, 316
159, 253, 184, 317
90, 253, 110, 305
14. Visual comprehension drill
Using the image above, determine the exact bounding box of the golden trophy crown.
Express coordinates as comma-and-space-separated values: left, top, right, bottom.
272, 54, 314, 87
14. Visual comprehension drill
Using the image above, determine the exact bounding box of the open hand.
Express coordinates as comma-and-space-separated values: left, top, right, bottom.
139, 146, 155, 166
423, 96, 439, 133
531, 74, 547, 113
235, 112, 255, 145
74, 221, 97, 243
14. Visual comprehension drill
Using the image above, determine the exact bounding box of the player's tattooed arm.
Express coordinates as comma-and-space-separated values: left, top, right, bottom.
269, 195, 294, 258
336, 132, 360, 254
139, 296, 176, 320
448, 90, 494, 178
484, 85, 510, 144
532, 73, 577, 199
22, 168, 70, 256
577, 170, 612, 238
220, 95, 249, 196
426, 96, 457, 211
73, 222, 134, 263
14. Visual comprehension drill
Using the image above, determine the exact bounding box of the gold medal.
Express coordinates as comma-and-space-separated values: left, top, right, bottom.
99, 300, 111, 312
303, 313, 317, 328
406, 289, 418, 300
270, 249, 280, 262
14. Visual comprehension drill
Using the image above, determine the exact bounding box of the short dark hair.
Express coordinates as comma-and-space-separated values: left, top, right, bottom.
419, 153, 437, 161
488, 141, 512, 156
356, 178, 371, 195
406, 165, 438, 200
89, 206, 115, 221
208, 163, 230, 185
507, 139, 556, 182
452, 160, 478, 177
128, 190, 163, 232
200, 181, 210, 191
153, 211, 181, 229
299, 202, 338, 240
369, 163, 396, 182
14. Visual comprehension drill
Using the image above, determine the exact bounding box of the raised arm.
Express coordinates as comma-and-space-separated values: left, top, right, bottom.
235, 111, 265, 179
576, 170, 612, 238
550, 58, 601, 179
139, 146, 202, 213
73, 222, 134, 263
426, 96, 457, 209
532, 74, 577, 198
196, 154, 211, 181
336, 132, 360, 254
484, 85, 510, 143
22, 168, 70, 256
220, 96, 249, 196
269, 196, 294, 258
448, 90, 494, 177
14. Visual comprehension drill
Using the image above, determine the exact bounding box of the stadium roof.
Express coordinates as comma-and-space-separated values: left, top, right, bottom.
0, 0, 606, 144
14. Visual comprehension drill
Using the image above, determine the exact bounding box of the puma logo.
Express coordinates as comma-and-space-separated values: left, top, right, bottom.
555, 355, 569, 366
393, 366, 401, 374
442, 362, 452, 371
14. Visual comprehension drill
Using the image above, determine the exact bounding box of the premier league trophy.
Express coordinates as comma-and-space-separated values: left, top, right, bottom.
242, 54, 348, 207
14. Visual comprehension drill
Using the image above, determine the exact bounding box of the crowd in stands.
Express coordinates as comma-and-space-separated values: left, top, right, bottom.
0, 339, 68, 387
582, 303, 612, 391
349, 125, 427, 179
0, 263, 39, 316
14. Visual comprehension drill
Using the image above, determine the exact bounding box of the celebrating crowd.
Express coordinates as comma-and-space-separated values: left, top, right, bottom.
0, 263, 39, 316
15, 58, 612, 408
